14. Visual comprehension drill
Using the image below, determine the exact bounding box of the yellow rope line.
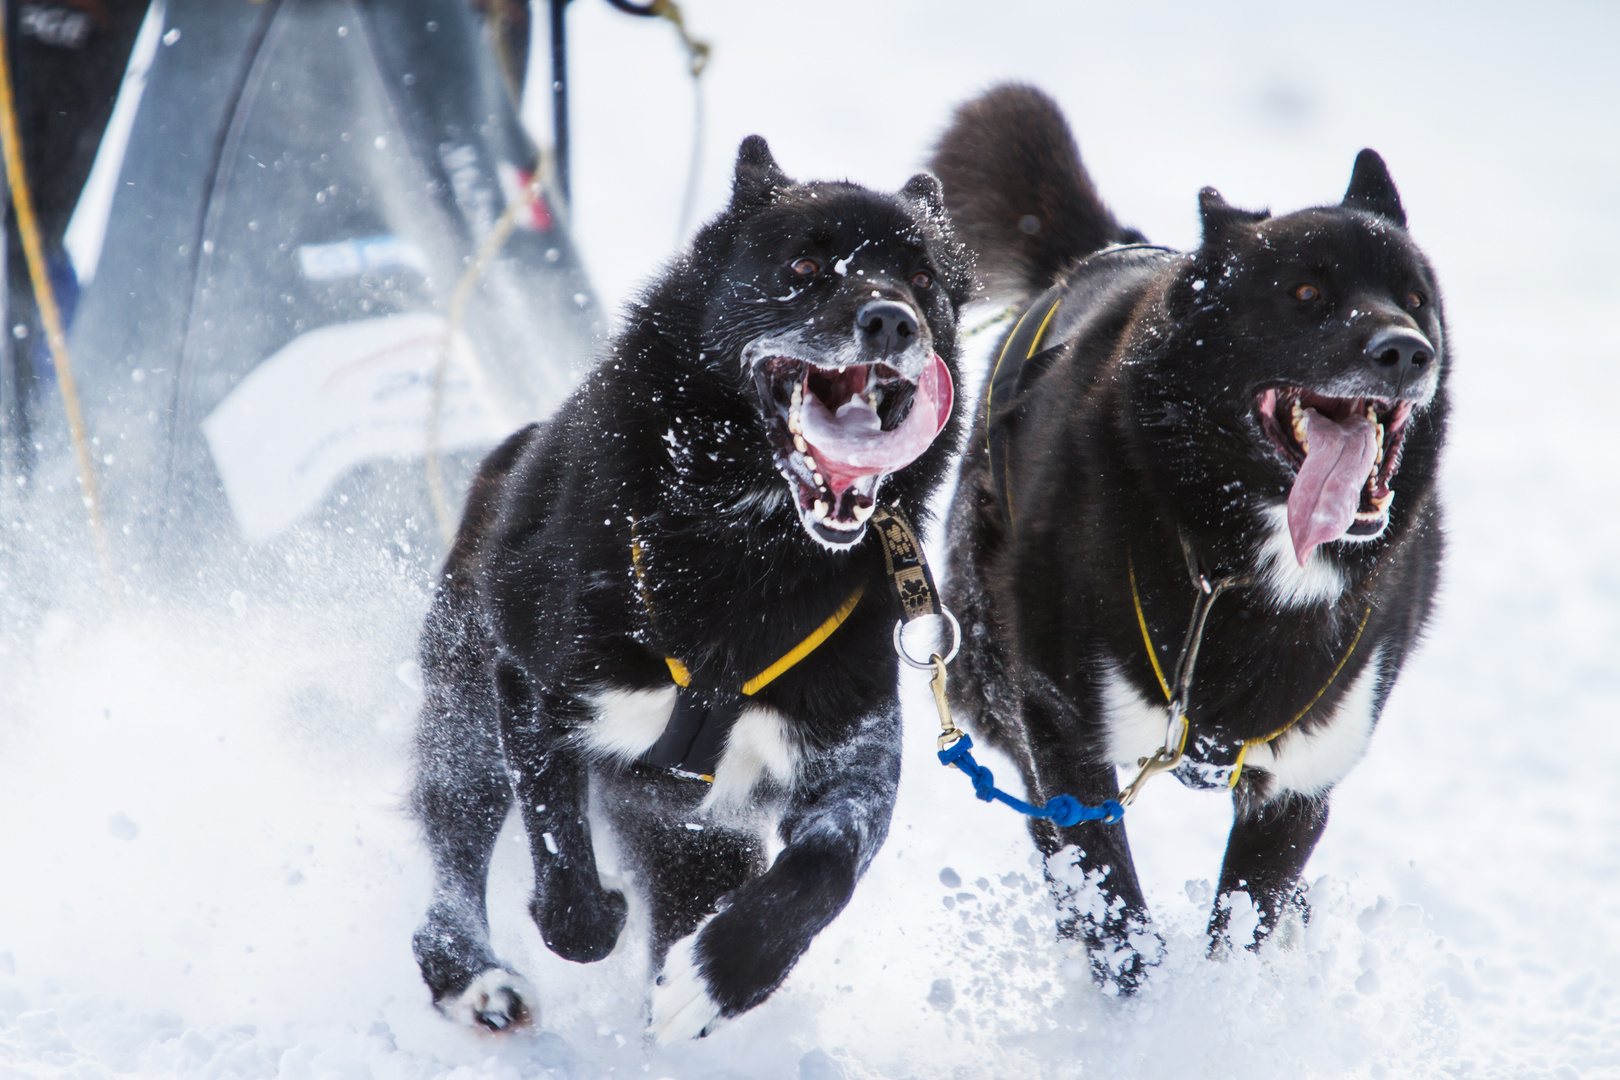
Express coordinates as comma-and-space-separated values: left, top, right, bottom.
424, 173, 544, 546
1128, 552, 1173, 702
741, 585, 864, 696
0, 14, 118, 597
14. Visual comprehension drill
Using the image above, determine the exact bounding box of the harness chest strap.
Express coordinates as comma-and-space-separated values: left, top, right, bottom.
983, 244, 1181, 529
633, 500, 952, 767
1127, 551, 1373, 789
651, 585, 867, 697
985, 283, 1065, 524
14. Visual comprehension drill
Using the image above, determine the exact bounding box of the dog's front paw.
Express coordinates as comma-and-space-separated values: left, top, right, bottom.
440, 968, 536, 1033
1067, 917, 1165, 995
1092, 929, 1163, 995
533, 882, 629, 964
1208, 884, 1308, 956
649, 930, 725, 1043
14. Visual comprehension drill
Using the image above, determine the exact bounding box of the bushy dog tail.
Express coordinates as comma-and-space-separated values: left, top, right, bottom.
930, 84, 1138, 300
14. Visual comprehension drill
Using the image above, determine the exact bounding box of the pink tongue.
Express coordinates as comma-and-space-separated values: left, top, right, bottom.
800, 354, 953, 497
1287, 407, 1377, 565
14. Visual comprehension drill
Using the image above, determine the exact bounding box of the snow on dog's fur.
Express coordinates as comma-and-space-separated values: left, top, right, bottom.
933, 85, 1447, 990
409, 137, 969, 1038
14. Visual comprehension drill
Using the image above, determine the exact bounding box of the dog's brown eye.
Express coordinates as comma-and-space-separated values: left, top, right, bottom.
791, 258, 820, 276
911, 270, 933, 290
1404, 291, 1425, 310
1291, 284, 1320, 302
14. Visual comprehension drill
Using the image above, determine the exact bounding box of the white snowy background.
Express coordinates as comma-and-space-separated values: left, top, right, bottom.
4, 1, 1619, 1077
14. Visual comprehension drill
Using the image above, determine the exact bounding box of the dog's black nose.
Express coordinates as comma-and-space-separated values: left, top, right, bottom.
857, 300, 918, 355
1364, 325, 1434, 384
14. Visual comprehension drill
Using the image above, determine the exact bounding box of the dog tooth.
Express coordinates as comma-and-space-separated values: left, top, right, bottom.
804, 454, 816, 471
1290, 402, 1309, 453
852, 503, 875, 523
813, 472, 825, 487
812, 499, 829, 520
793, 434, 807, 453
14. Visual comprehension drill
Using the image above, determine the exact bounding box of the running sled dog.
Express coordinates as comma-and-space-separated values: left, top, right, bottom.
932, 86, 1447, 988
411, 137, 969, 1039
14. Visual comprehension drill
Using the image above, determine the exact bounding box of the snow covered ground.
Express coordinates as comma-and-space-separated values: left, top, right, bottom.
4, 1, 1619, 1077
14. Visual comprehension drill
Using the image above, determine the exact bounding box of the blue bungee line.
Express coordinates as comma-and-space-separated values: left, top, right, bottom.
937, 733, 1124, 827
876, 505, 1127, 829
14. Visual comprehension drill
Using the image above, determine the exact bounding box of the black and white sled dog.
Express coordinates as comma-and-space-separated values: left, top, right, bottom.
410, 137, 969, 1040
932, 86, 1446, 988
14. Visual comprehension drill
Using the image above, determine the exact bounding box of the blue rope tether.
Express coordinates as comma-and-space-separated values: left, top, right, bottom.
938, 734, 1123, 827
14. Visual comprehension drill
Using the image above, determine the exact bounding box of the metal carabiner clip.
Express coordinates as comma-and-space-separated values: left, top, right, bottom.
890, 607, 967, 756
928, 654, 967, 754
1117, 706, 1189, 806
1117, 745, 1183, 807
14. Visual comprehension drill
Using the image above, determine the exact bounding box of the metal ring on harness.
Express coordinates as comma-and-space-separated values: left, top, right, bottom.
893, 608, 960, 670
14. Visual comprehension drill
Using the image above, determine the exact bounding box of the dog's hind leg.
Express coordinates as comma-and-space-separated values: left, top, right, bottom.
493, 664, 630, 966
1208, 789, 1329, 953
647, 705, 902, 1042
411, 594, 530, 1030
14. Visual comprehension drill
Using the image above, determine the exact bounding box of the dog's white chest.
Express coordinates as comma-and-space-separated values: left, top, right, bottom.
1254, 503, 1349, 609
581, 687, 802, 808
1098, 645, 1384, 800
1240, 646, 1384, 797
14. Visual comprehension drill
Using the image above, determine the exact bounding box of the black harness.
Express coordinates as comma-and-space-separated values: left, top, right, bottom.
983, 245, 1377, 793
985, 244, 1179, 523
635, 506, 941, 779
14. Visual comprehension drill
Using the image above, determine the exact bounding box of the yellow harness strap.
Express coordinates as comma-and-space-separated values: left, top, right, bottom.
1128, 552, 1372, 788
985, 286, 1065, 525
631, 531, 865, 696
740, 586, 865, 695
1128, 553, 1173, 703
1227, 604, 1373, 784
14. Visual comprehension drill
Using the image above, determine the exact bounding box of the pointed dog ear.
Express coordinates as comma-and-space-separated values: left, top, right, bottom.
1341, 149, 1407, 227
1198, 187, 1269, 245
900, 171, 946, 217
730, 135, 790, 210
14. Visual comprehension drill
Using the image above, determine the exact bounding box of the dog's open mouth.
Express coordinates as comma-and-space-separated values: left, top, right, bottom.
1256, 388, 1416, 564
750, 348, 953, 547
